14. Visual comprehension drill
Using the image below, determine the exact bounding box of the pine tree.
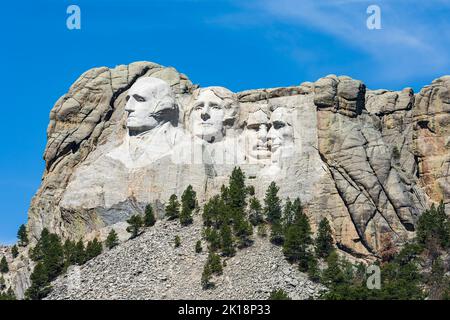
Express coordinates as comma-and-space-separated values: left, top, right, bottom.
165, 194, 180, 220
0, 275, 5, 290
180, 186, 196, 226
126, 214, 144, 239
321, 251, 345, 288
417, 201, 450, 249
220, 223, 235, 256
17, 224, 28, 247
63, 239, 77, 268
205, 227, 221, 252
74, 240, 86, 265
11, 245, 19, 258
233, 215, 253, 248
315, 218, 334, 259
229, 167, 247, 209
144, 204, 156, 227
307, 255, 321, 282
85, 239, 103, 261
249, 197, 263, 226
264, 182, 282, 223
105, 229, 119, 249
42, 233, 64, 281
25, 262, 51, 300
174, 235, 181, 248
207, 252, 223, 275
201, 263, 213, 289
283, 211, 313, 271
270, 220, 284, 245
269, 289, 291, 300
282, 198, 293, 228
195, 240, 203, 253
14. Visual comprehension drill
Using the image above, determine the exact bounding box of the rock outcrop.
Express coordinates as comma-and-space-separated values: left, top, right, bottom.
45, 217, 324, 300
4, 61, 448, 298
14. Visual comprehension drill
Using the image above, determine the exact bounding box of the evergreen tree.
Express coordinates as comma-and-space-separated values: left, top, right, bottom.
270, 220, 284, 245
315, 218, 334, 259
42, 233, 64, 281
17, 224, 28, 247
63, 239, 77, 268
165, 194, 181, 220
282, 198, 293, 228
195, 240, 203, 253
228, 167, 247, 213
0, 275, 5, 290
233, 215, 253, 248
126, 214, 144, 239
205, 227, 221, 252
249, 197, 263, 226
417, 201, 450, 249
264, 182, 282, 223
269, 289, 291, 300
85, 239, 103, 261
201, 263, 213, 290
428, 257, 446, 300
11, 245, 19, 258
321, 251, 345, 289
74, 240, 86, 265
105, 229, 119, 249
207, 252, 223, 275
307, 255, 321, 282
25, 262, 51, 300
174, 235, 181, 248
220, 223, 235, 256
144, 204, 156, 227
283, 211, 313, 270
180, 185, 197, 226
30, 229, 64, 281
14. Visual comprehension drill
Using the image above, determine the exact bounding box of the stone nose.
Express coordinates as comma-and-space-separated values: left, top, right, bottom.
201, 112, 210, 121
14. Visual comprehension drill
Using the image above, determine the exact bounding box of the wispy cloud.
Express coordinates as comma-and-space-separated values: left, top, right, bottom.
210, 0, 450, 86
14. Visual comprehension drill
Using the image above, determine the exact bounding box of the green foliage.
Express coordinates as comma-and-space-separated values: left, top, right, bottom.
233, 215, 253, 248
269, 289, 291, 300
180, 185, 196, 226
307, 256, 321, 282
126, 214, 144, 239
144, 204, 156, 227
17, 224, 28, 247
0, 257, 8, 274
417, 201, 450, 249
228, 167, 247, 213
264, 182, 282, 224
174, 235, 181, 248
166, 194, 181, 220
63, 239, 77, 268
249, 197, 263, 226
25, 262, 52, 300
105, 229, 119, 249
283, 211, 313, 272
85, 239, 103, 260
205, 227, 221, 252
207, 252, 223, 275
203, 195, 227, 228
220, 223, 235, 256
11, 245, 19, 259
195, 240, 203, 253
201, 263, 213, 290
74, 240, 86, 265
315, 218, 334, 258
0, 288, 16, 300
30, 229, 64, 281
0, 275, 5, 290
270, 221, 284, 245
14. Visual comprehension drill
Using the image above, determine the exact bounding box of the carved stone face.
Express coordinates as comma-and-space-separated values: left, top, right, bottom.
188, 88, 238, 143
267, 107, 294, 157
245, 109, 271, 161
125, 77, 176, 135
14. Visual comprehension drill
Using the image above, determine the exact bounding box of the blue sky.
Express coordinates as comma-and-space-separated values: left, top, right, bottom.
0, 0, 449, 244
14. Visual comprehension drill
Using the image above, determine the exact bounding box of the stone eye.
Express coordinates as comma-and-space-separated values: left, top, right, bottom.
273, 121, 285, 130
133, 94, 146, 102
125, 95, 130, 102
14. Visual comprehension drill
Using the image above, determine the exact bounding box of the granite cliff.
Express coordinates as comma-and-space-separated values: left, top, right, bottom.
2, 61, 449, 298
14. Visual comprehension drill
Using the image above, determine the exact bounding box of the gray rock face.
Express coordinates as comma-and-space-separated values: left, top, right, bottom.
9, 61, 448, 299
45, 217, 324, 300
